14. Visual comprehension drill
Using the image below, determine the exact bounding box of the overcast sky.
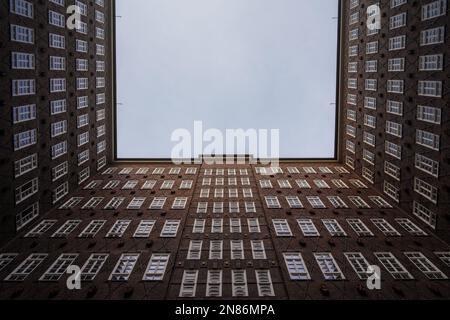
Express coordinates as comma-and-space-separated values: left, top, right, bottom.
116, 0, 339, 159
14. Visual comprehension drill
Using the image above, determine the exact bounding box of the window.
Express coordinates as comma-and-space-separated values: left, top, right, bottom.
375, 252, 413, 280
16, 203, 39, 230
51, 120, 67, 137
143, 253, 170, 281
391, 0, 407, 8
15, 178, 38, 204
106, 220, 131, 238
24, 220, 57, 238
389, 35, 406, 50
418, 81, 442, 98
416, 129, 440, 150
187, 240, 203, 260
419, 54, 444, 71
5, 253, 47, 282
286, 196, 303, 209
265, 196, 281, 209
387, 100, 403, 115
245, 202, 256, 213
371, 219, 401, 237
395, 219, 428, 236
332, 179, 349, 189
296, 180, 311, 189
172, 197, 188, 210
314, 253, 345, 280
365, 60, 377, 72
50, 33, 65, 49
142, 180, 157, 190
386, 121, 402, 138
109, 254, 140, 281
11, 24, 34, 43
48, 10, 65, 27
420, 27, 445, 46
422, 0, 447, 20
50, 78, 66, 93
415, 154, 439, 178
179, 270, 199, 298
149, 197, 166, 210
283, 253, 310, 280
103, 180, 120, 190
344, 252, 371, 280
209, 240, 223, 260
193, 219, 206, 234
387, 80, 404, 94
213, 202, 224, 214
278, 179, 292, 189
314, 180, 330, 189
307, 196, 326, 209
12, 79, 35, 97
364, 97, 377, 110
160, 220, 181, 238
322, 219, 347, 237
10, 0, 34, 18
385, 141, 402, 159
405, 252, 447, 280
251, 240, 267, 260
366, 41, 378, 54
51, 99, 66, 114
414, 178, 438, 204
134, 220, 156, 238
413, 201, 437, 229
347, 219, 374, 237
127, 197, 146, 210
232, 270, 248, 297
206, 270, 223, 297
230, 218, 242, 233
180, 180, 193, 189
390, 12, 407, 29
230, 240, 244, 260
417, 105, 441, 124
52, 220, 82, 238
363, 132, 375, 147
272, 219, 292, 237
40, 254, 78, 282
14, 153, 38, 178
297, 219, 320, 237
383, 181, 400, 202
161, 180, 175, 190
260, 180, 273, 189
78, 220, 106, 238
388, 58, 405, 72
255, 270, 275, 297
385, 161, 401, 181
362, 167, 374, 183
80, 254, 109, 281
0, 254, 18, 273
369, 196, 393, 209
435, 252, 450, 268
364, 114, 376, 128
12, 52, 34, 69
52, 141, 68, 159
104, 197, 125, 210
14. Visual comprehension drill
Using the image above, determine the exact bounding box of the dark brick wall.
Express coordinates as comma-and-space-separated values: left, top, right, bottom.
0, 0, 113, 245
0, 163, 449, 300
340, 0, 450, 242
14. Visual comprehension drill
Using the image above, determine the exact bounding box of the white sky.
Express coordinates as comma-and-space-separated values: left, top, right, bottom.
116, 0, 339, 159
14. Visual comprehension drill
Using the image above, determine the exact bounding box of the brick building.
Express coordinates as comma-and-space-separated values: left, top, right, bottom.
340, 0, 450, 242
0, 0, 449, 300
0, 0, 113, 244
